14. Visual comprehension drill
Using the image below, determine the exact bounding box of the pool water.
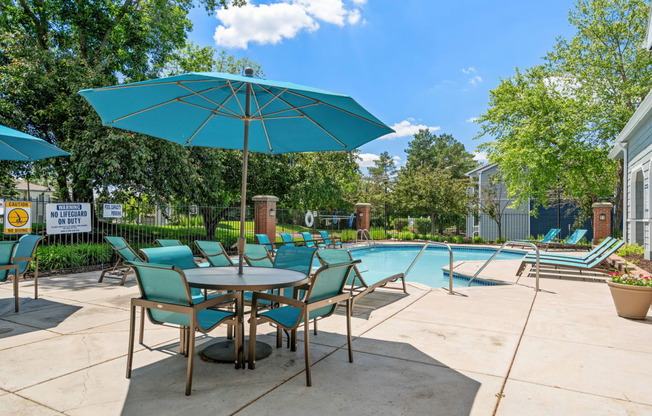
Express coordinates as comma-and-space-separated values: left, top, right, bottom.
349, 245, 525, 288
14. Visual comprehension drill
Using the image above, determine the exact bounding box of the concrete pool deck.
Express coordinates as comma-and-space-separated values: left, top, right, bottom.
0, 252, 650, 415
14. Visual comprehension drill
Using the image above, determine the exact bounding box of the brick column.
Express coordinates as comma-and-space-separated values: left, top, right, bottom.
253, 195, 278, 244
592, 202, 613, 244
355, 203, 371, 231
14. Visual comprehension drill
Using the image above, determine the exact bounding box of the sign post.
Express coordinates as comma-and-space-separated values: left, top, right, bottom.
46, 203, 92, 235
4, 201, 32, 234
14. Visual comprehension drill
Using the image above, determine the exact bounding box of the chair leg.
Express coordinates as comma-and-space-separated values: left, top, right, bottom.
290, 328, 297, 352
304, 312, 311, 387
120, 268, 133, 286
34, 258, 39, 299
126, 304, 136, 378
248, 313, 258, 370
346, 299, 353, 363
276, 326, 282, 348
139, 307, 145, 344
185, 321, 196, 396
314, 318, 318, 335
180, 326, 187, 356
13, 267, 19, 312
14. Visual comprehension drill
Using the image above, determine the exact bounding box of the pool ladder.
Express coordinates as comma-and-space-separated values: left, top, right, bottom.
405, 241, 454, 294
467, 241, 540, 291
356, 229, 376, 248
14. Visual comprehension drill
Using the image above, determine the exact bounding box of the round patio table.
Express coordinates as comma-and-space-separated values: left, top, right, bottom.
184, 266, 309, 368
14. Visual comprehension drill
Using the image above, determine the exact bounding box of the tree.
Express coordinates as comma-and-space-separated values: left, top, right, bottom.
475, 172, 510, 241
405, 130, 478, 178
477, 0, 652, 225
392, 165, 469, 235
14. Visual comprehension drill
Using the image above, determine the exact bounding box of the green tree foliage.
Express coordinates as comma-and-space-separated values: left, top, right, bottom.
405, 130, 478, 178
475, 172, 510, 241
477, 0, 652, 221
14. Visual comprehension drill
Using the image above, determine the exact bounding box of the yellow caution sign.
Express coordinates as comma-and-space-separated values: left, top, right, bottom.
4, 201, 32, 234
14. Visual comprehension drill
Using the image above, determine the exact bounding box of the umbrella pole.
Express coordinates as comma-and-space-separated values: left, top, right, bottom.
238, 80, 253, 274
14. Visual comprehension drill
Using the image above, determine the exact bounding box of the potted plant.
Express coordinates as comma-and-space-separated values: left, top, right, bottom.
607, 269, 652, 319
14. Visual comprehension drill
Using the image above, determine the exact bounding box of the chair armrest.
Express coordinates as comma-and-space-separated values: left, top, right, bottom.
307, 292, 351, 310
252, 291, 304, 309
11, 256, 36, 262
195, 292, 239, 311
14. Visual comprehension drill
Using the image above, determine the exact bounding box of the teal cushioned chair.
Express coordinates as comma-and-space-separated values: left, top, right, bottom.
538, 229, 589, 251
248, 260, 358, 386
254, 234, 275, 254
125, 262, 238, 395
300, 232, 326, 248
0, 241, 20, 312
100, 236, 143, 285
318, 231, 342, 248
194, 241, 234, 267
155, 239, 183, 247
243, 244, 273, 267
11, 235, 45, 306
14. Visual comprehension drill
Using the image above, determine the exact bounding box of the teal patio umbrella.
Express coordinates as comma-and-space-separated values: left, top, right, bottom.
79, 69, 393, 272
0, 124, 71, 161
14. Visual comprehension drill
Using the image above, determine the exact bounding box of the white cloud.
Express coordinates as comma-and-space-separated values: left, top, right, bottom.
469, 75, 483, 85
462, 67, 476, 74
351, 0, 367, 4
214, 1, 364, 49
380, 119, 441, 139
466, 117, 479, 123
392, 156, 401, 161
357, 153, 380, 168
473, 151, 487, 162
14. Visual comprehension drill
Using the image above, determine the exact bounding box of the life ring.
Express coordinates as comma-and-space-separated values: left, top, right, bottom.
333, 215, 339, 224
305, 210, 314, 227
349, 213, 355, 228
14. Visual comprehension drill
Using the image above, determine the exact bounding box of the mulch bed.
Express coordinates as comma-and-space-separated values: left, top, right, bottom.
619, 254, 652, 275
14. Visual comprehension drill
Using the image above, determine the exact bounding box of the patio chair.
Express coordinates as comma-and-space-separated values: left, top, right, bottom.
523, 237, 615, 263
0, 241, 20, 312
300, 232, 326, 248
317, 249, 406, 308
125, 262, 238, 396
243, 244, 274, 268
254, 234, 276, 254
10, 234, 45, 302
155, 239, 183, 247
248, 260, 359, 386
99, 236, 144, 285
194, 240, 234, 267
538, 229, 588, 251
279, 232, 295, 247
516, 238, 624, 277
513, 228, 561, 248
318, 230, 343, 248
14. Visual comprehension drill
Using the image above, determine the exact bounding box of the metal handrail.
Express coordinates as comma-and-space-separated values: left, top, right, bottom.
467, 241, 540, 291
405, 241, 454, 294
356, 229, 376, 248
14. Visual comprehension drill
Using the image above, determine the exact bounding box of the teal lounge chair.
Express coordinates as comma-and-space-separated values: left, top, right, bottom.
513, 229, 561, 249
317, 249, 406, 308
10, 234, 45, 303
517, 238, 624, 276
0, 241, 20, 312
248, 260, 358, 386
255, 234, 276, 254
538, 229, 588, 251
126, 262, 238, 395
300, 232, 326, 248
318, 230, 343, 248
523, 237, 614, 263
155, 239, 183, 247
280, 232, 295, 247
194, 241, 234, 267
100, 236, 143, 285
243, 244, 273, 268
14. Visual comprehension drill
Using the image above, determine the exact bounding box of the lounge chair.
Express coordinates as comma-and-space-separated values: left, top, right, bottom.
516, 238, 624, 276
279, 232, 295, 247
125, 262, 238, 395
317, 249, 406, 308
254, 234, 276, 254
0, 241, 20, 312
513, 229, 561, 248
538, 229, 588, 251
318, 230, 343, 248
523, 237, 615, 263
100, 236, 144, 285
155, 239, 183, 247
10, 234, 45, 303
243, 244, 273, 268
248, 260, 358, 386
300, 232, 326, 248
194, 241, 234, 267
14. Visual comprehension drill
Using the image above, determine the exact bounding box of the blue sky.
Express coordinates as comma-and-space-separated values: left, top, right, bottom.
186, 0, 576, 171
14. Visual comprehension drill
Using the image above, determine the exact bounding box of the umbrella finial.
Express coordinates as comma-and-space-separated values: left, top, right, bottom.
244, 67, 254, 77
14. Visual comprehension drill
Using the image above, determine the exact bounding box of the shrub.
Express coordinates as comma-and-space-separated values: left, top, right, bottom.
472, 236, 486, 244
391, 218, 408, 231
37, 243, 112, 271
617, 243, 644, 257
413, 218, 431, 235
452, 235, 464, 244
369, 227, 387, 240
397, 231, 415, 241
340, 229, 357, 242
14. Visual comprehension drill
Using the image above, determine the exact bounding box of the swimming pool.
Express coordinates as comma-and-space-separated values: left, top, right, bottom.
349, 244, 525, 288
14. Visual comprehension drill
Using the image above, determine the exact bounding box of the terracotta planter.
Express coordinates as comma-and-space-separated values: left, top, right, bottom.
607, 281, 652, 320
